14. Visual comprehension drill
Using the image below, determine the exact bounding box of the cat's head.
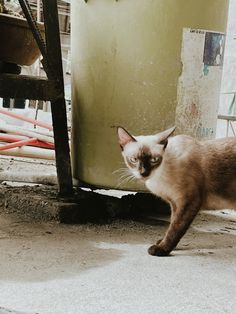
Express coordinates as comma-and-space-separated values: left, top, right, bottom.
117, 126, 176, 180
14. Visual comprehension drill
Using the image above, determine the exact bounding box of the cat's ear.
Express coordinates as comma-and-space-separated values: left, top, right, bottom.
117, 127, 136, 150
156, 126, 176, 149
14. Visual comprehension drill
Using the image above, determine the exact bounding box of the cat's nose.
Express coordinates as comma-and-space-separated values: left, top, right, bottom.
140, 168, 150, 178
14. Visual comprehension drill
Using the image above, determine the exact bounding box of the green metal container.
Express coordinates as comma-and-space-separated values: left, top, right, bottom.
71, 0, 228, 190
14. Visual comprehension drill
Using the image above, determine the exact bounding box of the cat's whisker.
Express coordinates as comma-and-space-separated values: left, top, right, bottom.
117, 175, 131, 185
112, 167, 128, 174
118, 172, 132, 180
112, 167, 129, 175
113, 169, 133, 184
116, 172, 137, 188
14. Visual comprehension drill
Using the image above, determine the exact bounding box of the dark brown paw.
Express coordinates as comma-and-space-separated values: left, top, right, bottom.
148, 244, 170, 256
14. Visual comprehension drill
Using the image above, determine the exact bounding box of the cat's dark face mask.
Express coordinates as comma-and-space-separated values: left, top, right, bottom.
117, 126, 175, 180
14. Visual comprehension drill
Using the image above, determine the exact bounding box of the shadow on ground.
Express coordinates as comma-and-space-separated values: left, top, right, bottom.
0, 209, 235, 283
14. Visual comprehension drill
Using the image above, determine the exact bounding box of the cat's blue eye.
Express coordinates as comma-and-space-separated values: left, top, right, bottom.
129, 157, 138, 163
150, 157, 160, 163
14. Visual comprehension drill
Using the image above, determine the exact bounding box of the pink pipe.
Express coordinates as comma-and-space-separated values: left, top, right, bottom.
0, 108, 53, 131
0, 138, 37, 150
0, 134, 27, 142
0, 134, 54, 150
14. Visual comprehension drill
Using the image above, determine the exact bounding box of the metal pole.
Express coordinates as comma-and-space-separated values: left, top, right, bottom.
42, 0, 73, 196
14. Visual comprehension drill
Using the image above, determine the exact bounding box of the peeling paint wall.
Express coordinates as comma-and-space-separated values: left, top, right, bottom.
176, 28, 225, 139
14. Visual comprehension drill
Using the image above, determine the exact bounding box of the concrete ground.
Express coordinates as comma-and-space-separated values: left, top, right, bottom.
0, 209, 235, 314
0, 2, 236, 313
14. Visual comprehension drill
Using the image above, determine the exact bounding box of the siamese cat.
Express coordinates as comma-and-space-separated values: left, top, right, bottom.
117, 126, 236, 256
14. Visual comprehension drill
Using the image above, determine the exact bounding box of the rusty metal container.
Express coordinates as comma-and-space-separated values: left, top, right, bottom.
0, 13, 44, 66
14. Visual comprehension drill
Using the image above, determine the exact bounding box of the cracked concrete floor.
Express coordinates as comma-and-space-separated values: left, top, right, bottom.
0, 209, 235, 314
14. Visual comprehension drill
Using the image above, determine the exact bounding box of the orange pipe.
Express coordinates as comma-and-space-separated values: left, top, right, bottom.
34, 139, 54, 149
0, 108, 53, 131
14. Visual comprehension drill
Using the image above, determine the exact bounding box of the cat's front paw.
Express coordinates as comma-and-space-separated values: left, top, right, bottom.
148, 244, 170, 256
